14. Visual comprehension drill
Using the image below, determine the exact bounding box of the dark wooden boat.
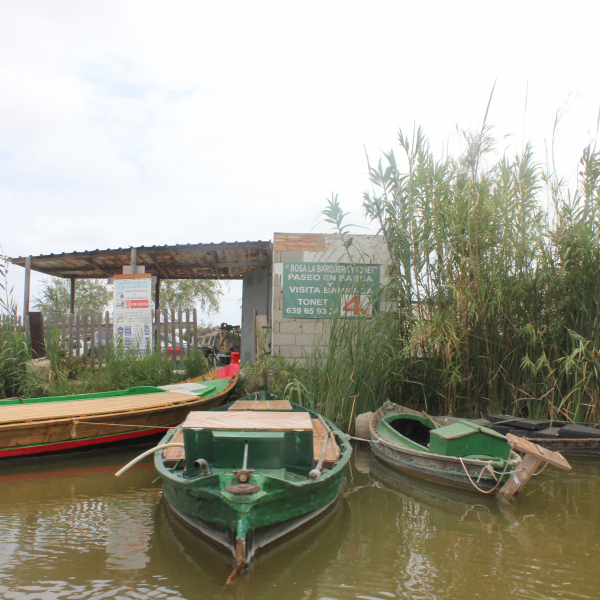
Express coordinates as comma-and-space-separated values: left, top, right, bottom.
125, 393, 352, 582
0, 355, 240, 460
444, 414, 600, 457
357, 402, 571, 504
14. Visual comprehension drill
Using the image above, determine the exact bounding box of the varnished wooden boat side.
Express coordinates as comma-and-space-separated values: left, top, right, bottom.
0, 370, 238, 459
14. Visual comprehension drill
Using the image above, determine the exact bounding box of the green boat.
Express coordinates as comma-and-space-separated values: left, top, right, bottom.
117, 392, 352, 581
356, 402, 571, 504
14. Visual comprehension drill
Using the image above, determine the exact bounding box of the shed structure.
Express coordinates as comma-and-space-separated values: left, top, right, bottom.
10, 234, 391, 363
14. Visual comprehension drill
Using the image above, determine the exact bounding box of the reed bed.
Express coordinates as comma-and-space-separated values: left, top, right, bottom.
286, 125, 600, 429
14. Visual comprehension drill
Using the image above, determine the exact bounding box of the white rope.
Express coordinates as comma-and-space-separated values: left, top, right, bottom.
115, 443, 184, 477
459, 457, 512, 495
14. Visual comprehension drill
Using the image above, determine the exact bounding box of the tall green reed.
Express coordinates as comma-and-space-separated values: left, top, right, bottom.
290, 125, 600, 428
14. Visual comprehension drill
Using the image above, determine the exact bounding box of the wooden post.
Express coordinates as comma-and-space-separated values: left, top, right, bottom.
61, 313, 67, 350
90, 313, 96, 369
82, 313, 88, 355
75, 313, 81, 357
23, 256, 31, 337
104, 310, 111, 366
193, 308, 198, 350
70, 278, 76, 314
155, 276, 160, 311
171, 309, 177, 365
68, 313, 74, 356
178, 309, 183, 358
253, 309, 258, 363
163, 309, 169, 360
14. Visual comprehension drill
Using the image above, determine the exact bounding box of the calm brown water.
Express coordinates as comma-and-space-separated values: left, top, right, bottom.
0, 443, 598, 600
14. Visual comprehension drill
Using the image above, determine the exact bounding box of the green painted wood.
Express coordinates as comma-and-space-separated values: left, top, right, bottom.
430, 420, 511, 460
0, 386, 166, 406
155, 399, 352, 547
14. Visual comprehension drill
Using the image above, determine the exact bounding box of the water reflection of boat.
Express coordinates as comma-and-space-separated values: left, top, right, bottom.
150, 493, 349, 599
368, 457, 517, 529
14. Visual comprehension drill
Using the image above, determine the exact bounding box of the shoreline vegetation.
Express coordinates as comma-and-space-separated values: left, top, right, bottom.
3, 124, 600, 431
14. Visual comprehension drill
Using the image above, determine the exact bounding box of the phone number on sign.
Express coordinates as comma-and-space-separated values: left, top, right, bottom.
286, 307, 329, 315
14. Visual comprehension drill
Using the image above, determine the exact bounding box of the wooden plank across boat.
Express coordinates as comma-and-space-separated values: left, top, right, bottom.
358, 402, 571, 504
149, 391, 352, 582
0, 354, 240, 460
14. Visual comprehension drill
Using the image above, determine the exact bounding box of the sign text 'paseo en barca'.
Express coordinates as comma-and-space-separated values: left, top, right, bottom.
282, 262, 381, 319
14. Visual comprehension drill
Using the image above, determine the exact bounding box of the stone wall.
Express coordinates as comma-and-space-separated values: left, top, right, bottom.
271, 232, 390, 364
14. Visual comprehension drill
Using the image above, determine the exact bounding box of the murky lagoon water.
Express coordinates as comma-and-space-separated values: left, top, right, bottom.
0, 443, 599, 600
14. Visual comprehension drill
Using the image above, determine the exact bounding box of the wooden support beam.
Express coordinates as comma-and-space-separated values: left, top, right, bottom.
143, 253, 169, 278
33, 261, 266, 275
82, 258, 114, 278
70, 278, 76, 314
155, 276, 161, 312
212, 252, 221, 279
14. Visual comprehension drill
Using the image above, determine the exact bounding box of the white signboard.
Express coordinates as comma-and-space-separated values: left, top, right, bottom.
113, 276, 152, 353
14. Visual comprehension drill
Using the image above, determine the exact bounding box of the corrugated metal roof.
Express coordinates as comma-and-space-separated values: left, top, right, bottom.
9, 241, 272, 280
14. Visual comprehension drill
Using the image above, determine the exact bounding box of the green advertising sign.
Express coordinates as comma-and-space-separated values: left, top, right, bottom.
282, 262, 381, 319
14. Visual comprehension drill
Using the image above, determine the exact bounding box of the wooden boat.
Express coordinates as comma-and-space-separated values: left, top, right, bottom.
0, 354, 240, 460
357, 402, 571, 504
118, 392, 352, 582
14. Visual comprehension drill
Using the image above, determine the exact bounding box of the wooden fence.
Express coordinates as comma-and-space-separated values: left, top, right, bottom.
0, 309, 202, 367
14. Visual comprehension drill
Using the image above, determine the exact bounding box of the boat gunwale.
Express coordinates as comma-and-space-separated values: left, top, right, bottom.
155, 401, 352, 487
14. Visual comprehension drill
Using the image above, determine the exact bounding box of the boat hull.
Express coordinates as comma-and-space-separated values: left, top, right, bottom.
0, 371, 238, 460
369, 403, 508, 495
155, 404, 352, 572
167, 499, 336, 565
372, 439, 499, 493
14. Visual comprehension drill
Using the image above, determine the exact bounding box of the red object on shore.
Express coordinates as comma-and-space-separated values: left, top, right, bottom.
216, 352, 240, 380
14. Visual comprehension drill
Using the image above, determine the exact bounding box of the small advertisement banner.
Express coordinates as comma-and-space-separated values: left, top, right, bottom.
113, 275, 153, 353
282, 262, 381, 319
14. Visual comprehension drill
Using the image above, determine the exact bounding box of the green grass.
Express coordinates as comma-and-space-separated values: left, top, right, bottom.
0, 324, 210, 400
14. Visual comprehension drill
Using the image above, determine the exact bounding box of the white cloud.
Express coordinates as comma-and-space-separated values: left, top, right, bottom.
1, 0, 599, 315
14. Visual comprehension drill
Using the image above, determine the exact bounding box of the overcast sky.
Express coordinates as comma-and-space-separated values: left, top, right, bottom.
2, 0, 599, 324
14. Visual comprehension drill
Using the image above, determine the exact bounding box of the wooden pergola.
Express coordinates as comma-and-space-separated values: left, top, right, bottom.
10, 240, 272, 323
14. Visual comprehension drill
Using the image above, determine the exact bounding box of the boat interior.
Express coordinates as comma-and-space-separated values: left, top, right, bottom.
377, 411, 513, 461
387, 416, 432, 447
163, 400, 341, 483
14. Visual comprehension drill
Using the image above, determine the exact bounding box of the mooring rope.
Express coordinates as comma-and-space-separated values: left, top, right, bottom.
459, 456, 512, 495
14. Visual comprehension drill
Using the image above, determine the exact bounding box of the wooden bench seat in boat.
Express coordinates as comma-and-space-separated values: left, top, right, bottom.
180, 411, 314, 431
228, 400, 293, 411
164, 410, 341, 468
0, 391, 199, 425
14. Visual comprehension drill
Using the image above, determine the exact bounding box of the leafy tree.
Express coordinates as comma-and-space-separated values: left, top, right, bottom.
32, 276, 223, 317
154, 280, 223, 316
33, 278, 112, 315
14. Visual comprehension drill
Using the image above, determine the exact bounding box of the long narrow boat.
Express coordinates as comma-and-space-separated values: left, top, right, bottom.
118, 392, 352, 582
0, 354, 240, 460
357, 402, 571, 504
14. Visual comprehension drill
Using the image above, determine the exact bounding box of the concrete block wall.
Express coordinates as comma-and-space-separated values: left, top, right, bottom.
271, 232, 390, 364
